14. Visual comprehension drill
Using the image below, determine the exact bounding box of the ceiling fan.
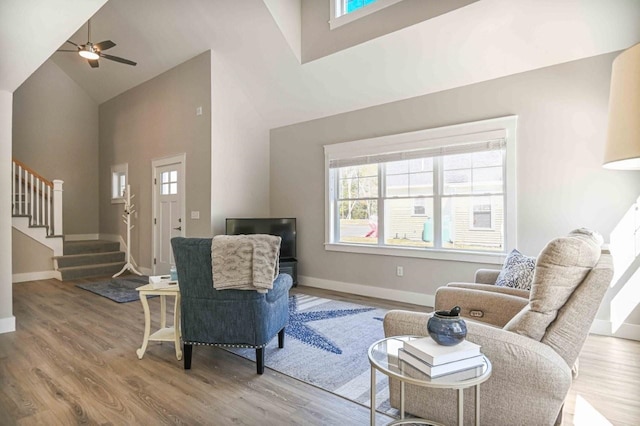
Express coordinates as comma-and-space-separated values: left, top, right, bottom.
57, 19, 137, 68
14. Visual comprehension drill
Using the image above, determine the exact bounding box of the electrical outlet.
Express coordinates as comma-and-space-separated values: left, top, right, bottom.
396, 266, 404, 277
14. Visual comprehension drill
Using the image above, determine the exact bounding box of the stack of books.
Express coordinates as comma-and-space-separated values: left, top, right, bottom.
399, 337, 483, 378
149, 275, 178, 289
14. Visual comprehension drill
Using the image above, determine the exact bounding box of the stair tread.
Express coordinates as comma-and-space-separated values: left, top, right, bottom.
64, 240, 118, 245
63, 240, 120, 255
57, 261, 126, 271
54, 251, 123, 260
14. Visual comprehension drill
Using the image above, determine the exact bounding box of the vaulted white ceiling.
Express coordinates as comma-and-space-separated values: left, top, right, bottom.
32, 0, 640, 128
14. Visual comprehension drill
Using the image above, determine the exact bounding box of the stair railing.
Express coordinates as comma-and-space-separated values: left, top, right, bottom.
12, 158, 64, 236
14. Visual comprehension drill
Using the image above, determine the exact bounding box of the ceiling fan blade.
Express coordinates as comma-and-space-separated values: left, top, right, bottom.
56, 49, 78, 53
88, 59, 99, 68
94, 40, 116, 51
100, 53, 137, 66
65, 40, 79, 47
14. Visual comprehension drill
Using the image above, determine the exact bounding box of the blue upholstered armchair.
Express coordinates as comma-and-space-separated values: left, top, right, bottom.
171, 237, 292, 374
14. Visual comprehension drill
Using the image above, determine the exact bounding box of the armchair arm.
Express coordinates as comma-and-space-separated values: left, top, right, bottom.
383, 310, 571, 426
266, 273, 293, 303
475, 268, 500, 284
446, 282, 530, 298
435, 286, 528, 327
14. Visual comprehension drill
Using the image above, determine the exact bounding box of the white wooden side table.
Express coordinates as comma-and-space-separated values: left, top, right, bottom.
135, 283, 182, 360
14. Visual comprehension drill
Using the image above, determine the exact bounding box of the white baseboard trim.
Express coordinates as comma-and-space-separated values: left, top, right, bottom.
590, 319, 640, 341
0, 316, 16, 334
12, 270, 59, 283
64, 233, 100, 241
299, 275, 434, 307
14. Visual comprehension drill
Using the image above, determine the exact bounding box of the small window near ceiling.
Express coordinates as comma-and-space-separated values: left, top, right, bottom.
111, 164, 128, 204
345, 0, 378, 14
330, 0, 404, 29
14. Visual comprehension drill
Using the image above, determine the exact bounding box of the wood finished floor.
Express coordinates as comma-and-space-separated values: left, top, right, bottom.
0, 277, 638, 425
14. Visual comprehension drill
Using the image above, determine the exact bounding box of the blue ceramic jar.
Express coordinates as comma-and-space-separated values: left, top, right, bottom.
427, 309, 467, 346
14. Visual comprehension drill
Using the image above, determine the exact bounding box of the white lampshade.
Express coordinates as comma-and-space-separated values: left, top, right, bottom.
603, 43, 640, 170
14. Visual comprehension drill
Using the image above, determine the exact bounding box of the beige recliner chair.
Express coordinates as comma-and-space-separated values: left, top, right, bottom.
383, 229, 613, 425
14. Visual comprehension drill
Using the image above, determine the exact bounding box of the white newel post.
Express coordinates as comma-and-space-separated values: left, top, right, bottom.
53, 179, 64, 236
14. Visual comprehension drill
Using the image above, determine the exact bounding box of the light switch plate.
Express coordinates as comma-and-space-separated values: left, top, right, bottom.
191, 211, 200, 219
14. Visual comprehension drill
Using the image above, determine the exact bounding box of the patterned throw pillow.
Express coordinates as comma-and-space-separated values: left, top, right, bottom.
495, 249, 536, 290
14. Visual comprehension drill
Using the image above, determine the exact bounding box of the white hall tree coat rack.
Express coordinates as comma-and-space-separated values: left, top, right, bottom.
113, 184, 143, 277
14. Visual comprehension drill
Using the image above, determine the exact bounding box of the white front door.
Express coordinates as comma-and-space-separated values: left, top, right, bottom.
152, 156, 185, 275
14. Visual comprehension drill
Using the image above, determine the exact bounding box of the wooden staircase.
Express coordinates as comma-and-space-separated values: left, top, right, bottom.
54, 240, 126, 281
12, 158, 128, 282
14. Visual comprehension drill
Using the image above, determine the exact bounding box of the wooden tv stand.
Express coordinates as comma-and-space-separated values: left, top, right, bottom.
279, 258, 298, 287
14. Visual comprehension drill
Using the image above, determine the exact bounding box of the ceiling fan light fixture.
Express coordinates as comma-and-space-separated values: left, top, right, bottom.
79, 48, 99, 60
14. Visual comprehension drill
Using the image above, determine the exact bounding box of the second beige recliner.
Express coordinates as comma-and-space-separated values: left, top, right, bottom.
383, 229, 613, 425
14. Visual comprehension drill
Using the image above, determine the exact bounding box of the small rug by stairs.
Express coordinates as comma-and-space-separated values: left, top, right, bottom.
76, 275, 151, 303
228, 294, 397, 415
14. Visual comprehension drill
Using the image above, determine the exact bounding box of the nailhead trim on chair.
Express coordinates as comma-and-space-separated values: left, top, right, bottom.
183, 340, 268, 349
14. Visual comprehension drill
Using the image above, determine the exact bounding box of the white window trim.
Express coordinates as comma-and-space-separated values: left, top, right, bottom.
111, 163, 128, 204
329, 0, 404, 30
324, 115, 518, 264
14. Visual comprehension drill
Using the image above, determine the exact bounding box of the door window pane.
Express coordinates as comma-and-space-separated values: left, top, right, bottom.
161, 170, 178, 195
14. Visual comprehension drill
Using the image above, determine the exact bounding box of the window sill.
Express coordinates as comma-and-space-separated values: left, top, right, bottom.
324, 243, 505, 264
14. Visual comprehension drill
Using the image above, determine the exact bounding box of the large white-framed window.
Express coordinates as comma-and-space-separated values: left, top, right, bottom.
111, 163, 128, 204
324, 116, 517, 264
329, 0, 404, 30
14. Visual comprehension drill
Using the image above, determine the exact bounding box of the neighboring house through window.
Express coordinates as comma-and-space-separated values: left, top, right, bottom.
324, 116, 517, 263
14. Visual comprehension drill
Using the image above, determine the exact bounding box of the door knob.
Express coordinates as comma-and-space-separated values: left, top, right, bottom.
173, 226, 182, 231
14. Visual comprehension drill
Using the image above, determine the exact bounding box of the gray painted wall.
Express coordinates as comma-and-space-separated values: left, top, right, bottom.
11, 229, 53, 273
270, 52, 640, 324
99, 51, 212, 271
13, 60, 100, 236
302, 0, 478, 63
209, 52, 271, 235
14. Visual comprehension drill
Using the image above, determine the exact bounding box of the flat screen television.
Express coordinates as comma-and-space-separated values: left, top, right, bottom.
225, 218, 297, 260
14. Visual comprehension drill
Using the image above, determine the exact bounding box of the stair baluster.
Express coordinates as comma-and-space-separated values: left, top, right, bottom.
11, 158, 63, 236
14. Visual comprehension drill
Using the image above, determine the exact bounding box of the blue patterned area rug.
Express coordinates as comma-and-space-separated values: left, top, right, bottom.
76, 275, 152, 303
228, 294, 396, 414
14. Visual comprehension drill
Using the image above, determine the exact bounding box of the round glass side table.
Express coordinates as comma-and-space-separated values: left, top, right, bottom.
368, 335, 492, 426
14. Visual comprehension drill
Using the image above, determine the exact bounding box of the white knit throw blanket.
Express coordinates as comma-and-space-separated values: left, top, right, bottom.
211, 234, 281, 293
